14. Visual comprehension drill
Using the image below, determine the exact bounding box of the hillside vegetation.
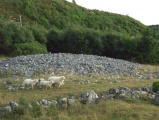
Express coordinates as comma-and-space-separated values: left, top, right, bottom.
0, 0, 159, 64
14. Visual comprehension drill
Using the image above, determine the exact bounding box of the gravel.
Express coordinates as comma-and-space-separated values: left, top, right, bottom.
0, 53, 139, 77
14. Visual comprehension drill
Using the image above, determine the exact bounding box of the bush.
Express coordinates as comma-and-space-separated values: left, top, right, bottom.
13, 41, 47, 56
0, 19, 48, 56
152, 81, 159, 92
31, 24, 48, 45
6, 79, 13, 85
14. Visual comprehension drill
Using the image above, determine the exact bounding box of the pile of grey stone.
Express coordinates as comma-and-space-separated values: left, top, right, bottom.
0, 53, 139, 77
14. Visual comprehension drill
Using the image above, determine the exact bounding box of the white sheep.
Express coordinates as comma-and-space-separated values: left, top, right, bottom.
36, 78, 45, 87
39, 80, 53, 89
22, 79, 38, 89
48, 76, 65, 88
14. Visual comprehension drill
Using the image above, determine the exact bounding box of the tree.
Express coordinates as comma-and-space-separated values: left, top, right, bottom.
47, 27, 63, 53
137, 29, 159, 64
31, 24, 48, 46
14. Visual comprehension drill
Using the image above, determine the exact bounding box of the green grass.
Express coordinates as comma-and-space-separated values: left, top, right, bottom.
0, 67, 159, 119
0, 55, 8, 60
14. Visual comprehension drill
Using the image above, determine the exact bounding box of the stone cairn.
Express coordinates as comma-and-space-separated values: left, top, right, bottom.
0, 53, 139, 77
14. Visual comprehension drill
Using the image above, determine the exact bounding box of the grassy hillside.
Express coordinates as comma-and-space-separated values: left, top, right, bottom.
0, 0, 159, 64
0, 0, 146, 37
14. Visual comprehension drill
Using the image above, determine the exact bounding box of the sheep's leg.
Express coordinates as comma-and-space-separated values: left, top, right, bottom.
31, 84, 34, 90
28, 84, 31, 89
26, 84, 29, 88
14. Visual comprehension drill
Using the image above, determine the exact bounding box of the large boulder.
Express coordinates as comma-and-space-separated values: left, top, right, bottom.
9, 102, 18, 110
40, 99, 48, 106
80, 93, 89, 104
154, 91, 159, 105
86, 90, 99, 103
80, 90, 99, 104
118, 86, 131, 93
141, 87, 150, 93
108, 88, 118, 99
67, 96, 76, 106
57, 98, 68, 108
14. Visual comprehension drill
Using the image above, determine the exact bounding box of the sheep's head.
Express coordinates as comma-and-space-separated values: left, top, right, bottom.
50, 81, 54, 84
61, 76, 65, 80
32, 79, 39, 85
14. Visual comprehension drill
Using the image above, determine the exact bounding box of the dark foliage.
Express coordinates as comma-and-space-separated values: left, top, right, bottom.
152, 81, 159, 92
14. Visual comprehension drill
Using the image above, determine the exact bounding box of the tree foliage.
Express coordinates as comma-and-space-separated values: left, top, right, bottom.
152, 81, 159, 92
0, 19, 47, 56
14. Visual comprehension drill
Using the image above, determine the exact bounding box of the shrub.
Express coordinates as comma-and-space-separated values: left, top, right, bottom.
152, 81, 159, 92
6, 79, 13, 85
31, 24, 48, 45
13, 41, 47, 56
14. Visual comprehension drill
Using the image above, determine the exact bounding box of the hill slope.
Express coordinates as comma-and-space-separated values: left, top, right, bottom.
0, 0, 159, 64
0, 0, 146, 37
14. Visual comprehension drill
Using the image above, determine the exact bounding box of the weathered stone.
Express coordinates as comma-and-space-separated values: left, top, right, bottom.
119, 93, 126, 98
40, 99, 48, 106
5, 106, 12, 112
80, 90, 99, 104
0, 53, 139, 77
67, 96, 76, 106
86, 90, 99, 103
57, 98, 68, 107
9, 102, 18, 109
109, 88, 118, 94
118, 86, 131, 93
155, 96, 159, 105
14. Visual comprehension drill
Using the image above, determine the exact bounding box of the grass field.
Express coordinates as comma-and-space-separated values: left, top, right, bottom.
0, 65, 159, 120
